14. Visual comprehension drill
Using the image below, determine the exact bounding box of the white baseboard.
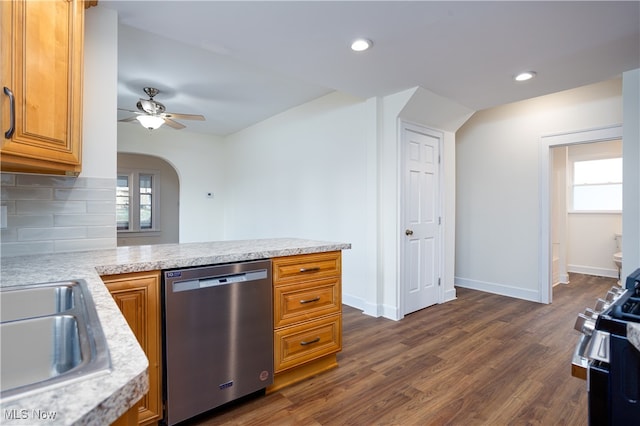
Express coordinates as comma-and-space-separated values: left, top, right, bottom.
454, 277, 540, 302
342, 293, 366, 313
553, 273, 570, 286
567, 265, 618, 279
342, 293, 399, 320
444, 287, 457, 302
343, 291, 455, 321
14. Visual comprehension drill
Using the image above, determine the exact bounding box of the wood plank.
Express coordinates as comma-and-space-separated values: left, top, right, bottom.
190, 274, 613, 425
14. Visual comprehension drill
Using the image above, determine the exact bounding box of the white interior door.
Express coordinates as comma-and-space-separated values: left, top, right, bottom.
402, 124, 441, 315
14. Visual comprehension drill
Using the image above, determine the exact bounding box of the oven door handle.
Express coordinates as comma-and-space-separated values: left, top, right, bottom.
571, 335, 590, 380
585, 330, 610, 363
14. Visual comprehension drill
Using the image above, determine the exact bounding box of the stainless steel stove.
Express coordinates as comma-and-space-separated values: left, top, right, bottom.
572, 268, 640, 425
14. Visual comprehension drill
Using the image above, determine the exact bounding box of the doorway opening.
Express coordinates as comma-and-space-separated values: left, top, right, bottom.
117, 153, 180, 246
539, 125, 623, 303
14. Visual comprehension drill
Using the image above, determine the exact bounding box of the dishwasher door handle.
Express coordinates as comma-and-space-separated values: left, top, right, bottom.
172, 269, 268, 292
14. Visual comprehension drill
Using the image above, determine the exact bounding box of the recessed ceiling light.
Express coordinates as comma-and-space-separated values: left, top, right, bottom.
351, 38, 372, 52
514, 71, 537, 82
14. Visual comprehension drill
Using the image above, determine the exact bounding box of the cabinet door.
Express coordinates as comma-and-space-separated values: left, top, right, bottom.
1, 0, 84, 175
103, 271, 162, 426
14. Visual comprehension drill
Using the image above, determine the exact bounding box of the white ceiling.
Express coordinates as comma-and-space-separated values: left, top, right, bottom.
101, 1, 640, 136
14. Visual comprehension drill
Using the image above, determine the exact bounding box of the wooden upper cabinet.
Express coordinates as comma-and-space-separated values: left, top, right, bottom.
1, 0, 85, 176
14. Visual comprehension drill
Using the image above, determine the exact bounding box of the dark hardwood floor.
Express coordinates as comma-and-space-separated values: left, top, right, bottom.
186, 274, 615, 426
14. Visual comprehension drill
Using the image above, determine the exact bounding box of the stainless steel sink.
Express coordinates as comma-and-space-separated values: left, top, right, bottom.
0, 280, 111, 401
1, 316, 82, 391
0, 282, 76, 322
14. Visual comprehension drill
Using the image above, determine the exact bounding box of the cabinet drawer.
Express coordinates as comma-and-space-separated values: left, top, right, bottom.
274, 278, 341, 328
272, 251, 341, 284
274, 314, 342, 373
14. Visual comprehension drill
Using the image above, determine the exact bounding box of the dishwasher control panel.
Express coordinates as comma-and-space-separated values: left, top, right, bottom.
171, 270, 268, 292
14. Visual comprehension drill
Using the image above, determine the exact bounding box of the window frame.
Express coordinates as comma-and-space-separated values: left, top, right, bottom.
569, 154, 622, 214
116, 168, 161, 235
116, 174, 131, 231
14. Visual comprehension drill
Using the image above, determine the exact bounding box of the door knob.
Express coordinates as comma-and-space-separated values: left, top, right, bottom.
405, 229, 414, 236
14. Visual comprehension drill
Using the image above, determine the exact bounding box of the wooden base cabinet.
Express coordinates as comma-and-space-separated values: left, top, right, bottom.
111, 404, 139, 426
1, 0, 85, 175
268, 251, 343, 392
102, 271, 162, 426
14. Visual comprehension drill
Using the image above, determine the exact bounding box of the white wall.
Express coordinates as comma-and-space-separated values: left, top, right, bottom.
117, 124, 226, 243
622, 69, 640, 282
222, 92, 377, 314
456, 78, 623, 301
567, 213, 622, 277
83, 7, 118, 180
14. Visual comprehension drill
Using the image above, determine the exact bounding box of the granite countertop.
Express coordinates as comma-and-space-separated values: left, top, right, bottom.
0, 238, 350, 425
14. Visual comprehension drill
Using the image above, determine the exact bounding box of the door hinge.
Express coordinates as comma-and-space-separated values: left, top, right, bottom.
438, 277, 441, 286
438, 217, 442, 225
438, 155, 441, 164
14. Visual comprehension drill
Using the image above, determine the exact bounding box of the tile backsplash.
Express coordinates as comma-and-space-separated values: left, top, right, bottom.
1, 173, 117, 257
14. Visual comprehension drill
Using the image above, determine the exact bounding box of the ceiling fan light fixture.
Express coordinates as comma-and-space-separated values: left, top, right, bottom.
351, 38, 372, 52
136, 114, 165, 130
514, 71, 537, 82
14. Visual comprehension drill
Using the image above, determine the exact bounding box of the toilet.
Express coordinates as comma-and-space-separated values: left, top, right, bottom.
614, 234, 623, 285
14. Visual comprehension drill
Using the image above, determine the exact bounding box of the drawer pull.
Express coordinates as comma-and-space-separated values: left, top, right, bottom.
300, 337, 321, 346
299, 267, 321, 273
300, 296, 321, 304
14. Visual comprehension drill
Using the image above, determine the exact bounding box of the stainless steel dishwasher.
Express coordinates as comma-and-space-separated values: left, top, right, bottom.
162, 260, 273, 425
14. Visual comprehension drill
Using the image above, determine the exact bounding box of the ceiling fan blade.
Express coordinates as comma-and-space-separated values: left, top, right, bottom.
118, 108, 140, 114
164, 118, 186, 130
138, 98, 158, 114
164, 112, 205, 121
118, 116, 138, 122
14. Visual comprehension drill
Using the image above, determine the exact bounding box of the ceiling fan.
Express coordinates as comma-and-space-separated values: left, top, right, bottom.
118, 87, 205, 130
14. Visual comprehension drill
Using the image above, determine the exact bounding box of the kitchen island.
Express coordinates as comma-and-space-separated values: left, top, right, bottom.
0, 238, 350, 425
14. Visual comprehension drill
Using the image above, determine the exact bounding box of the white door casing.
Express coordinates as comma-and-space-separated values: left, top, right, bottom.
401, 123, 442, 315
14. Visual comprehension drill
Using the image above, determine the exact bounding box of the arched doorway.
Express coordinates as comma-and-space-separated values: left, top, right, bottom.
117, 153, 180, 246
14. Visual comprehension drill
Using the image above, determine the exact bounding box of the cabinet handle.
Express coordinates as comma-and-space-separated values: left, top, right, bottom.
300, 296, 320, 304
4, 87, 15, 139
299, 267, 320, 273
300, 337, 320, 346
